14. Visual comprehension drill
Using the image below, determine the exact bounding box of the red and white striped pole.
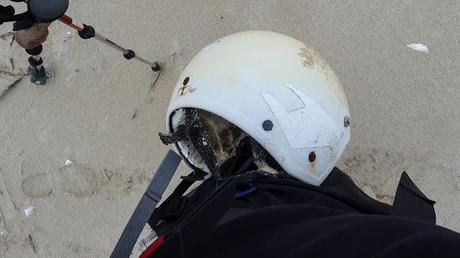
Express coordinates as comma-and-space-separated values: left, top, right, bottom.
58, 14, 161, 71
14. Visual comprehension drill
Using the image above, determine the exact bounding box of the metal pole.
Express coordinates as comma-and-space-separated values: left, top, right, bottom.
58, 15, 160, 71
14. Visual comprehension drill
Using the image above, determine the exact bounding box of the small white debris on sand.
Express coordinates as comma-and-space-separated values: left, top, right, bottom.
64, 159, 74, 166
24, 206, 34, 217
65, 31, 74, 39
407, 43, 429, 53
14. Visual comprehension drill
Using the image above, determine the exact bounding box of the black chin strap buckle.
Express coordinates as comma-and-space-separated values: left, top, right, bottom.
159, 123, 191, 145
181, 169, 207, 182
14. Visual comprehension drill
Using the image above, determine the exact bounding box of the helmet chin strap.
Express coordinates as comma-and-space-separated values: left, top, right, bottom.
187, 109, 220, 178
159, 109, 220, 178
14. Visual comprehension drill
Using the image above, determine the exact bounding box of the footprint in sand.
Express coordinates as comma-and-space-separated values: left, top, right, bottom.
21, 163, 150, 199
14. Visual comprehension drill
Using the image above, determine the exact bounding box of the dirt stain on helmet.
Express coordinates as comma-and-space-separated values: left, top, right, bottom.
298, 47, 347, 105
299, 47, 326, 69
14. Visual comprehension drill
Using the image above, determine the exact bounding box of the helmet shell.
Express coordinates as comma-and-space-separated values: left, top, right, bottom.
167, 31, 351, 186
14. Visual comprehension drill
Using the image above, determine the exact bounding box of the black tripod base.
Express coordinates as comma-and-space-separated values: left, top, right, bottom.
151, 62, 161, 72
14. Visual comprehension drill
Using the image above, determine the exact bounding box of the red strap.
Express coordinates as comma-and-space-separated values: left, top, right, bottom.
140, 235, 165, 258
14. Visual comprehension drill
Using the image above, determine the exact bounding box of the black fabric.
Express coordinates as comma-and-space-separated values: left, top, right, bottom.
0, 2, 52, 30
175, 179, 237, 254
321, 168, 392, 214
185, 210, 460, 258
148, 167, 460, 258
149, 140, 258, 231
0, 5, 35, 30
12, 12, 35, 31
152, 174, 227, 236
393, 172, 436, 223
219, 137, 258, 177
144, 145, 456, 258
148, 170, 206, 228
0, 5, 15, 25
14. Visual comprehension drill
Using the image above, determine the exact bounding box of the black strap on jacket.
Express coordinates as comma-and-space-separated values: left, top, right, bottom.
110, 150, 182, 258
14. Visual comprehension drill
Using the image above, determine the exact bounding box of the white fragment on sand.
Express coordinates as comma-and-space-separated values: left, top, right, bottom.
24, 206, 34, 217
64, 159, 74, 166
65, 31, 74, 39
407, 43, 429, 53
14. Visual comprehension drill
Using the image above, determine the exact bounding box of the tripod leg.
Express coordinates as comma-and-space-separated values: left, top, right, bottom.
26, 45, 48, 85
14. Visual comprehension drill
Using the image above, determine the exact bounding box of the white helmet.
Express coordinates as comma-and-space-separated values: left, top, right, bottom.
165, 31, 350, 186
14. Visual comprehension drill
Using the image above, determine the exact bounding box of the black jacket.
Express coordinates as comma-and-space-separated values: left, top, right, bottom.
146, 162, 460, 258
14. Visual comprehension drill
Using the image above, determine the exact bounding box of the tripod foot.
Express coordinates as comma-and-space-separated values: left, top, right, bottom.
28, 66, 48, 85
151, 62, 161, 72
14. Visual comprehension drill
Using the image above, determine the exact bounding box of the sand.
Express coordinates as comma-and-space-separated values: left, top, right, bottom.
0, 0, 459, 256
